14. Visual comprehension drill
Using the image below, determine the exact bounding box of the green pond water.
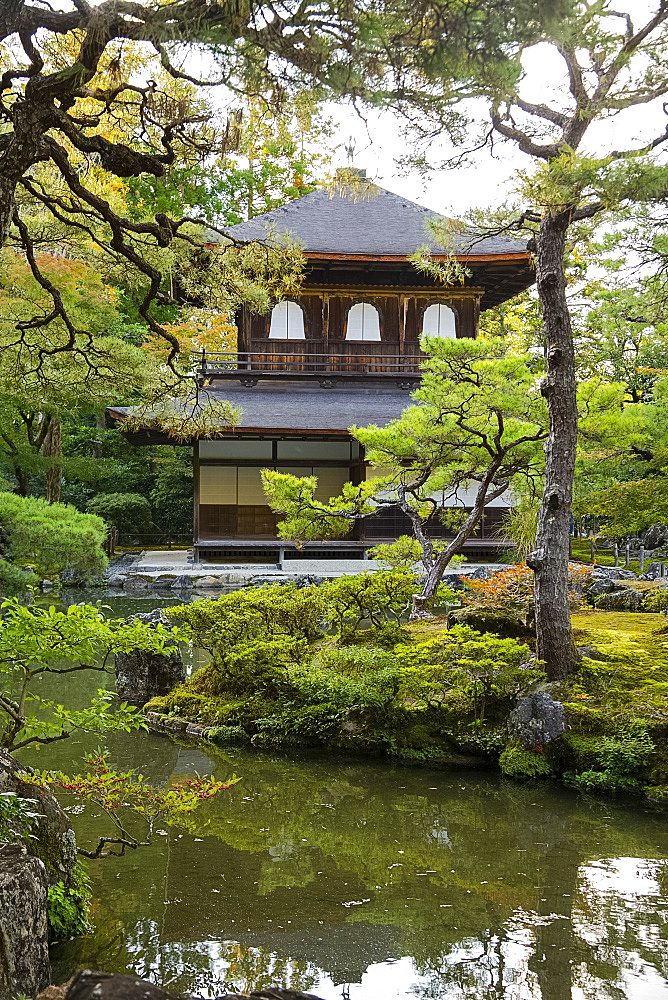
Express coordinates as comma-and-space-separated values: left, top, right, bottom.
21, 590, 668, 999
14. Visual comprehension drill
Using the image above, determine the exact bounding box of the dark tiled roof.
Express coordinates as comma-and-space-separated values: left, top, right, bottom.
110, 382, 412, 436
225, 185, 528, 258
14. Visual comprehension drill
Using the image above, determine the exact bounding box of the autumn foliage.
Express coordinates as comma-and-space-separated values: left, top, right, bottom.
26, 754, 237, 859
463, 563, 593, 625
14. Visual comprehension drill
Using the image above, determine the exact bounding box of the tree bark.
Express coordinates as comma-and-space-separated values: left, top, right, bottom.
13, 465, 29, 497
43, 417, 62, 504
528, 210, 579, 680
410, 471, 509, 618
0, 174, 15, 248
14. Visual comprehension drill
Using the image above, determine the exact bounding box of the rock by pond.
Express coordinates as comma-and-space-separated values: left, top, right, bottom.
508, 692, 567, 749
114, 610, 185, 706
0, 748, 76, 886
39, 970, 325, 1000
0, 842, 50, 1000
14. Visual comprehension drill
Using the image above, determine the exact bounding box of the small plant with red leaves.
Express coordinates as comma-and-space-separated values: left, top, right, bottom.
24, 753, 238, 859
462, 563, 593, 626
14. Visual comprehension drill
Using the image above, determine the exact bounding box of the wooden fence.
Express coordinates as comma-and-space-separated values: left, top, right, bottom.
574, 537, 666, 575
103, 529, 192, 557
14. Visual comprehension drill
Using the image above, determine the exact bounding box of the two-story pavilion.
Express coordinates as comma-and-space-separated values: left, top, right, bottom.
110, 177, 535, 563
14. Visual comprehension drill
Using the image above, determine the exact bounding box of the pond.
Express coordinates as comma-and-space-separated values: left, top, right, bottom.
22, 589, 668, 999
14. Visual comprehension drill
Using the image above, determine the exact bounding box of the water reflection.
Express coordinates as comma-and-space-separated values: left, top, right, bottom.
25, 590, 668, 999
43, 738, 668, 1000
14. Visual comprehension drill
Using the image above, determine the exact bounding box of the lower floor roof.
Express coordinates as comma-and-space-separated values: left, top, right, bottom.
108, 381, 414, 439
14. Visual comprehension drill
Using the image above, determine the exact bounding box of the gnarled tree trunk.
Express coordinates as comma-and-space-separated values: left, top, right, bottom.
410, 466, 508, 619
528, 210, 579, 680
43, 418, 62, 504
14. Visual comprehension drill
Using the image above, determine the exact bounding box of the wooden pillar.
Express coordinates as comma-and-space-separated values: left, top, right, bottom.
353, 443, 366, 544
399, 295, 406, 354
323, 293, 329, 344
323, 293, 330, 370
473, 296, 481, 339
192, 440, 200, 562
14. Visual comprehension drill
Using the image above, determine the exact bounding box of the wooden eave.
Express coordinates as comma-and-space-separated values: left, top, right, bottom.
303, 251, 532, 263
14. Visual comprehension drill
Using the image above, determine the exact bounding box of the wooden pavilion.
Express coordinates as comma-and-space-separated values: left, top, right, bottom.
110, 176, 535, 562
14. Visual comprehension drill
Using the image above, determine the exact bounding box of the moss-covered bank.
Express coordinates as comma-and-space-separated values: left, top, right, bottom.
144, 574, 668, 804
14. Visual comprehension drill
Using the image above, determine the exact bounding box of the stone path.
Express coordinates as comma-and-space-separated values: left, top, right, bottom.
105, 550, 501, 593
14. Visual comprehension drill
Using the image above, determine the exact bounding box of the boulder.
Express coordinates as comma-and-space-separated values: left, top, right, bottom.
194, 575, 224, 590
123, 575, 150, 592
0, 843, 50, 1000
114, 610, 184, 706
42, 971, 326, 1000
591, 565, 637, 580
447, 607, 533, 640
340, 705, 374, 737
153, 574, 177, 589
0, 748, 76, 886
129, 608, 168, 627
185, 723, 207, 738
640, 561, 666, 582
172, 574, 193, 590
106, 574, 127, 589
508, 692, 566, 749
644, 524, 668, 550
595, 588, 646, 611
467, 565, 506, 582
585, 577, 620, 600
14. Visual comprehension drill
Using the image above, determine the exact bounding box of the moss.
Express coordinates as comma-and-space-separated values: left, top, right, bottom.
204, 724, 249, 745
145, 590, 668, 805
561, 733, 603, 770
645, 783, 668, 805
448, 607, 534, 640
403, 615, 451, 643
499, 746, 551, 778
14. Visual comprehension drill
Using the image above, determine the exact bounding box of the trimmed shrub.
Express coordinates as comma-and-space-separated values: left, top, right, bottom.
0, 492, 106, 576
395, 625, 542, 722
0, 559, 39, 597
87, 492, 153, 534
462, 563, 592, 625
644, 589, 668, 613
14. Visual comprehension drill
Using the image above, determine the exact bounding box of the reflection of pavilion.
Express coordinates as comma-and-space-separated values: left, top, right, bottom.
54, 744, 668, 1000
157, 832, 402, 989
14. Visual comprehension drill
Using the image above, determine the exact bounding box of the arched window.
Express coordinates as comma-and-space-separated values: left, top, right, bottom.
422, 303, 456, 339
345, 302, 381, 342
269, 300, 305, 339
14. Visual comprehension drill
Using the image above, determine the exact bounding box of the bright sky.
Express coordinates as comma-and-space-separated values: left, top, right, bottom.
324, 15, 668, 219
16, 0, 668, 220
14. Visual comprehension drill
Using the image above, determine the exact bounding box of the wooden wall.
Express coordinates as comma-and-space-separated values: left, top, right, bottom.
238, 288, 481, 356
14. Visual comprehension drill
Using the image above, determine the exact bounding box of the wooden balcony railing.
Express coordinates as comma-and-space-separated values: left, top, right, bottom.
199, 349, 424, 383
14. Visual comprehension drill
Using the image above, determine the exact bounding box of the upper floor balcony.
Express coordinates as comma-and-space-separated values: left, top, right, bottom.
199, 343, 425, 387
